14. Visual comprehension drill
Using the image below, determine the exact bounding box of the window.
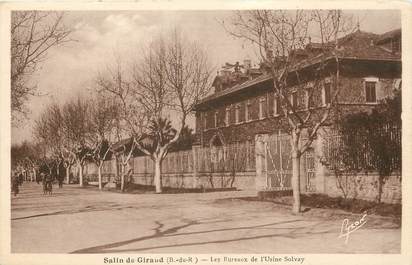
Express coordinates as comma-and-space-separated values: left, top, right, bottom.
225, 107, 230, 126
203, 112, 207, 129
306, 87, 314, 109
392, 38, 401, 52
259, 97, 266, 119
273, 96, 280, 116
214, 111, 218, 128
394, 79, 401, 91
365, 81, 377, 103
290, 92, 298, 109
323, 83, 331, 106
245, 100, 251, 121
235, 104, 240, 124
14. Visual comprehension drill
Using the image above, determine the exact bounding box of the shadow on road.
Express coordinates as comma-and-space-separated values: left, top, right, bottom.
71, 218, 330, 253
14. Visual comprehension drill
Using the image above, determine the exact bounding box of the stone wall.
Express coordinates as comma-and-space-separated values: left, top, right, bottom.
125, 171, 256, 190
83, 131, 402, 204
323, 170, 401, 204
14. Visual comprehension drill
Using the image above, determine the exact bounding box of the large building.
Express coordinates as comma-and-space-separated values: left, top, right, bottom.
194, 29, 401, 148
83, 28, 402, 203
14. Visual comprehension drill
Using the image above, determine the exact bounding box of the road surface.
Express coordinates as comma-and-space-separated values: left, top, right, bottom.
11, 182, 400, 253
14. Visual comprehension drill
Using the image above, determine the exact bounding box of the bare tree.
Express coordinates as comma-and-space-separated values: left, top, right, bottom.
95, 55, 145, 192
131, 31, 212, 193
97, 31, 212, 193
61, 97, 93, 187
89, 95, 118, 190
33, 102, 76, 184
224, 10, 353, 213
11, 11, 73, 122
11, 141, 40, 181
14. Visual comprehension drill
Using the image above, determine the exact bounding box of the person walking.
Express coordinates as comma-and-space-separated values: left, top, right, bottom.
45, 173, 53, 195
39, 162, 49, 195
11, 173, 19, 196
57, 162, 65, 188
18, 171, 24, 186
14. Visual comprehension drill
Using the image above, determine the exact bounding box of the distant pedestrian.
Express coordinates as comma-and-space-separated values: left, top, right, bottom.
18, 172, 24, 186
11, 174, 19, 196
43, 173, 53, 195
58, 177, 63, 188
57, 162, 65, 188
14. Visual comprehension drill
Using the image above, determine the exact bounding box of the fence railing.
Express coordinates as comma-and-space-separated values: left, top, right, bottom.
84, 140, 256, 180
323, 125, 401, 171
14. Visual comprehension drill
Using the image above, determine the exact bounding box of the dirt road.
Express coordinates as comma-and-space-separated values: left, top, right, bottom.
11, 182, 400, 253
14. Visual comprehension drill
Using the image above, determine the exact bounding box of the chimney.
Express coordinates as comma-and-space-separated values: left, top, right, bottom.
220, 69, 230, 77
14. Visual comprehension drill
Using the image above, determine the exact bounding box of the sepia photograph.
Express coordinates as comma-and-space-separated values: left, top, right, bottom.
1, 3, 409, 264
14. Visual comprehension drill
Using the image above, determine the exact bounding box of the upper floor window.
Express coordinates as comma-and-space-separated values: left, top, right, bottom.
225, 107, 230, 126
273, 96, 279, 116
290, 92, 298, 109
365, 81, 377, 103
203, 112, 208, 129
245, 100, 251, 121
259, 97, 266, 119
394, 79, 401, 91
306, 87, 314, 109
322, 82, 331, 106
235, 104, 240, 124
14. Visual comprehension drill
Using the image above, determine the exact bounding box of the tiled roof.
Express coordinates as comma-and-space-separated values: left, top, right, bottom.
376, 29, 401, 44
111, 135, 152, 152
196, 29, 401, 107
111, 137, 133, 151
196, 73, 271, 108
334, 30, 400, 60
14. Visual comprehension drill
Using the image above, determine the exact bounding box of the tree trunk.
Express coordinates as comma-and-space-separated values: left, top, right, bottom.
377, 175, 384, 204
98, 164, 102, 190
66, 166, 70, 184
32, 168, 36, 182
120, 163, 125, 192
154, 158, 162, 193
78, 163, 83, 187
291, 131, 302, 214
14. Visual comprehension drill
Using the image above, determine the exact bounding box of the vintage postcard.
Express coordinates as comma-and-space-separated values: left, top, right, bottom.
0, 1, 411, 265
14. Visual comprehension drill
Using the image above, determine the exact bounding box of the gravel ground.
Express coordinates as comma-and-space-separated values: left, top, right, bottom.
11, 182, 400, 253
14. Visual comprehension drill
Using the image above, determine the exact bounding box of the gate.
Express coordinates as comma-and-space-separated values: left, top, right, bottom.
262, 132, 316, 192
265, 133, 293, 190
305, 148, 316, 192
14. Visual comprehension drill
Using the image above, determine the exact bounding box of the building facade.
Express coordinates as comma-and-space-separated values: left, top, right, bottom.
194, 29, 401, 148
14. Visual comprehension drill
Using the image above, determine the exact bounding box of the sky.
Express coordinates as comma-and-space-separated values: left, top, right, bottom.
11, 10, 401, 144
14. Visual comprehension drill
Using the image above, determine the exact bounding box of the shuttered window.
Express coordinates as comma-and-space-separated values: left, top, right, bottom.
365, 81, 377, 103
